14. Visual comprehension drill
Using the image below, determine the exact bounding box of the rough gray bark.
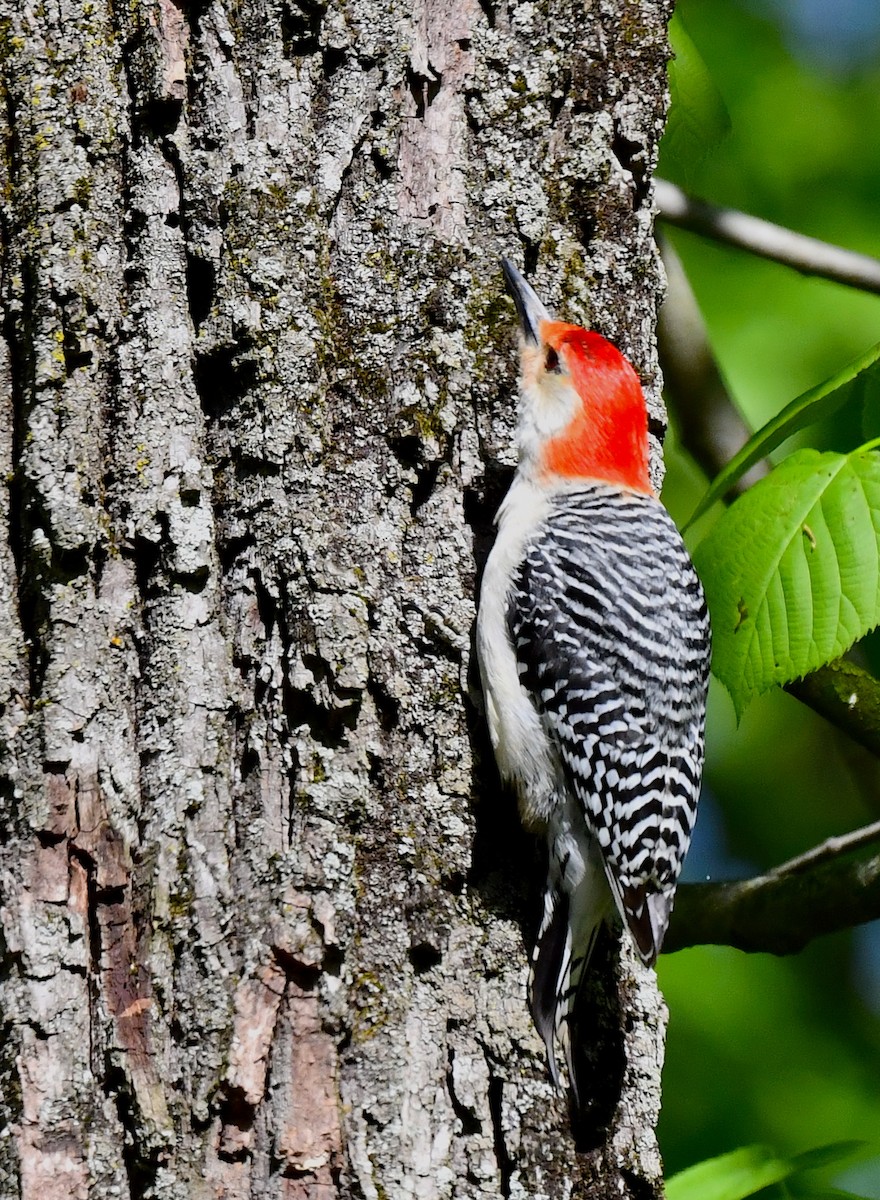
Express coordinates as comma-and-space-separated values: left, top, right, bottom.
0, 0, 673, 1196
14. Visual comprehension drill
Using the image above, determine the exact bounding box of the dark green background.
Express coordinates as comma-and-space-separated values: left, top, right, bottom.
657, 0, 880, 1191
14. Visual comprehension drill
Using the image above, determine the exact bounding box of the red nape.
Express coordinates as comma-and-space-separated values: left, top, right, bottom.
540, 323, 651, 494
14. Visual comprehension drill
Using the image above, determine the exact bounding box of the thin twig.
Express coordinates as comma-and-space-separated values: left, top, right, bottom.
768, 818, 880, 879
656, 178, 880, 296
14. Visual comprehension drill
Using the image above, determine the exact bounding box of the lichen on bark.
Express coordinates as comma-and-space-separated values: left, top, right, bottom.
0, 0, 674, 1195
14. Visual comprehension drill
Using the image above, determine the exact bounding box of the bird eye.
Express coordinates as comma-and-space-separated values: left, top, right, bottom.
545, 347, 562, 374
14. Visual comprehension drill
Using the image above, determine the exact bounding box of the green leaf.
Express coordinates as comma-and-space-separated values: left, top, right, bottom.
787, 1141, 874, 1199
666, 1143, 867, 1200
693, 446, 880, 717
686, 341, 880, 529
666, 1145, 795, 1200
663, 13, 732, 188
788, 1142, 865, 1173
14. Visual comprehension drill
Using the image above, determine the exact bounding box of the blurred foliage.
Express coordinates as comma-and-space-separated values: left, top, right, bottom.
656, 0, 880, 1191
665, 12, 732, 188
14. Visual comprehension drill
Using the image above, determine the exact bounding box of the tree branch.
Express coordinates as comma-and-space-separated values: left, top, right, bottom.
657, 234, 770, 495
656, 178, 880, 296
785, 660, 880, 762
667, 846, 880, 956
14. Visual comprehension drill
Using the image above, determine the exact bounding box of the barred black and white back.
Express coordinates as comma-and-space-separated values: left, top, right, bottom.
507, 484, 709, 1087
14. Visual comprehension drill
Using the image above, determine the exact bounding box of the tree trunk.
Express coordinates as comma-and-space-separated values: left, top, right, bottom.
0, 0, 673, 1195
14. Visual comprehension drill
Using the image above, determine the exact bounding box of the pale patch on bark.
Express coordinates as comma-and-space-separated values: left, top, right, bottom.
152, 0, 190, 102
397, 0, 477, 242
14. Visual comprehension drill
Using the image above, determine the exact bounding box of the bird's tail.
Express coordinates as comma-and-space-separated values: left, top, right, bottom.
528, 802, 612, 1098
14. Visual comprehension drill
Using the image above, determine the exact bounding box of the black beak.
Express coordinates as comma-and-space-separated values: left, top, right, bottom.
501, 257, 553, 345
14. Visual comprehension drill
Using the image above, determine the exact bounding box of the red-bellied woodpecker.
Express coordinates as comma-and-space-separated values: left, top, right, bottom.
476, 259, 710, 1095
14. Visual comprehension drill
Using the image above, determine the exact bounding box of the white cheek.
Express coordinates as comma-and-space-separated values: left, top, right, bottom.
517, 377, 579, 465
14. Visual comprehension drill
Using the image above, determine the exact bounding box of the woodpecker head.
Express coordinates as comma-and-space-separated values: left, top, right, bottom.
501, 258, 651, 494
